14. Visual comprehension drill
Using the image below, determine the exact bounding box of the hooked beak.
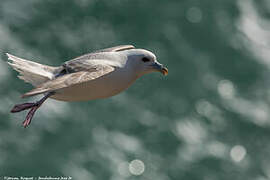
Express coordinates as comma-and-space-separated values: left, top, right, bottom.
150, 62, 168, 76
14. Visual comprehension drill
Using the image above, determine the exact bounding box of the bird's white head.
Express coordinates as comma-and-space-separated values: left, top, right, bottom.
120, 49, 168, 77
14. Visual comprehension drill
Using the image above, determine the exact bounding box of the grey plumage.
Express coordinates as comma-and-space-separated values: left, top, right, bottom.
7, 45, 168, 101
8, 45, 168, 127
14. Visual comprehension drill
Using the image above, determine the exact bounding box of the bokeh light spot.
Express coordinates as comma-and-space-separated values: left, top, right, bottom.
218, 80, 235, 99
186, 7, 203, 23
128, 159, 145, 176
230, 145, 247, 162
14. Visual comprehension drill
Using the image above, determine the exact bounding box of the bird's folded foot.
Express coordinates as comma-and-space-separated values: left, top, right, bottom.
11, 102, 41, 128
23, 105, 39, 128
10, 92, 54, 128
11, 102, 36, 113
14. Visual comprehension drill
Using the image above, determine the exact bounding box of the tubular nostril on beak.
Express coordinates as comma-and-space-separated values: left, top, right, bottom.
150, 62, 168, 76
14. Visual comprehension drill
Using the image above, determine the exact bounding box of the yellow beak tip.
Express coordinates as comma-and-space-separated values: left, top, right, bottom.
162, 67, 168, 76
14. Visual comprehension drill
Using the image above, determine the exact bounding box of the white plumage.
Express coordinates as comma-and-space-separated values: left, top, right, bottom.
7, 46, 168, 101
7, 45, 168, 127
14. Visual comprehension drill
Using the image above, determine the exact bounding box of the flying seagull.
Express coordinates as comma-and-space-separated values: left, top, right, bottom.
7, 45, 168, 128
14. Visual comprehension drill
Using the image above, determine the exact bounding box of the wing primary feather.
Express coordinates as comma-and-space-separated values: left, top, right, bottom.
93, 45, 135, 53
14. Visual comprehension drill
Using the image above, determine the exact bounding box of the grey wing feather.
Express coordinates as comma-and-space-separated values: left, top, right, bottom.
63, 45, 135, 69
18, 45, 133, 97
93, 45, 135, 53
22, 65, 115, 98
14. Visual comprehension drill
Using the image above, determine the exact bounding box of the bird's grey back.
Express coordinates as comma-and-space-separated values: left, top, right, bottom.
64, 45, 135, 65
55, 45, 135, 77
67, 52, 114, 63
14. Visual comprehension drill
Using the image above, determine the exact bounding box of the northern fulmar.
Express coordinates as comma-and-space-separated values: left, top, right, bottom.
7, 45, 168, 127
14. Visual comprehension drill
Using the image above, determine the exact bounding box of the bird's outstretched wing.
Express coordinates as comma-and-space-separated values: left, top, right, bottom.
60, 45, 134, 73
93, 45, 135, 53
22, 45, 133, 97
22, 64, 115, 98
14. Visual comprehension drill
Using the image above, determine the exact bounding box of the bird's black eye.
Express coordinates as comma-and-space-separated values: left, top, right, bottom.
142, 57, 150, 62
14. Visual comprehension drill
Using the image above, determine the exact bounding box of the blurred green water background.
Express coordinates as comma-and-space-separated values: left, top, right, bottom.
1, 0, 270, 179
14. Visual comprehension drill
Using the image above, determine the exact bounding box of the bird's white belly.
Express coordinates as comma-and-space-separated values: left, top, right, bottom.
50, 71, 136, 102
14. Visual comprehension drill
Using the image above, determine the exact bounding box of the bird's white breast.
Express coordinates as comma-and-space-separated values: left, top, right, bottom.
50, 68, 137, 102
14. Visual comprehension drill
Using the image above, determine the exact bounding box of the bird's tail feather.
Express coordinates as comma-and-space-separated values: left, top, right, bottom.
6, 53, 58, 86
